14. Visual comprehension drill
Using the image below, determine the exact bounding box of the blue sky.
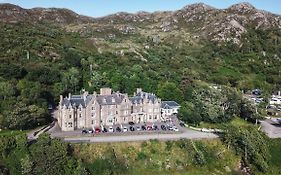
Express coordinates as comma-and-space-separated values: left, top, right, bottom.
1, 0, 281, 17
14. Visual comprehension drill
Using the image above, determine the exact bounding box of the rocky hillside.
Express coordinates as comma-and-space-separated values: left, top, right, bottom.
88, 2, 281, 44
0, 2, 280, 44
0, 3, 94, 24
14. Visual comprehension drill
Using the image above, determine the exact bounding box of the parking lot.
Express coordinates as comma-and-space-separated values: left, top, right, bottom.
47, 115, 218, 142
82, 120, 183, 135
50, 117, 184, 137
49, 116, 185, 138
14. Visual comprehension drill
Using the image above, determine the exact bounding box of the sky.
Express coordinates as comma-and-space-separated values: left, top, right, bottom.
1, 0, 281, 17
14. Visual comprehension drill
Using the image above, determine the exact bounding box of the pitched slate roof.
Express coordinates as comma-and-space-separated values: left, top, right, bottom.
62, 95, 93, 108
161, 101, 180, 109
130, 92, 158, 104
96, 94, 125, 105
130, 96, 143, 104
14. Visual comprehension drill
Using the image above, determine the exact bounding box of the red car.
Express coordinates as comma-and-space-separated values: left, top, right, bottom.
95, 128, 101, 133
146, 125, 153, 131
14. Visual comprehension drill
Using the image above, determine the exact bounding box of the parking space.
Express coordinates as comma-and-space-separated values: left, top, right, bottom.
80, 118, 185, 136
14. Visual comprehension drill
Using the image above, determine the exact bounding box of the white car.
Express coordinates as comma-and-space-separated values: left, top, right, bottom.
108, 126, 114, 132
136, 126, 141, 131
123, 126, 128, 132
173, 126, 179, 132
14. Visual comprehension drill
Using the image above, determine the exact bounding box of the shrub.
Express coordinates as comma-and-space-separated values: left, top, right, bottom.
165, 141, 173, 151
136, 152, 148, 161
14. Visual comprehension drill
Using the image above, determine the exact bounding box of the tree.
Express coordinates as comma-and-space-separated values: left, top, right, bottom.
240, 99, 262, 123
222, 125, 270, 173
3, 102, 48, 130
191, 85, 241, 123
178, 102, 201, 126
21, 155, 33, 175
26, 65, 60, 85
29, 134, 84, 175
17, 79, 42, 101
157, 81, 183, 103
62, 67, 80, 92
0, 63, 26, 79
0, 81, 16, 100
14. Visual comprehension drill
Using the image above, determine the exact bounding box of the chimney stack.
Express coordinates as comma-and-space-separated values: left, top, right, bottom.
83, 91, 88, 101
100, 88, 112, 95
68, 93, 71, 100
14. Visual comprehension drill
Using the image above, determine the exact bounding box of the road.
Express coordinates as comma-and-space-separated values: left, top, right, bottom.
61, 127, 218, 143
260, 119, 281, 138
27, 110, 56, 141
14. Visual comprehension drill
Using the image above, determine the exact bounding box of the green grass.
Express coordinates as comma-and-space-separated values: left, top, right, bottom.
0, 130, 27, 137
72, 139, 241, 175
199, 117, 251, 129
264, 139, 281, 175
230, 117, 251, 127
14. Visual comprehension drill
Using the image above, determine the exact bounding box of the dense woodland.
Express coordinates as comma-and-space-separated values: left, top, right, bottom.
0, 22, 280, 130
0, 20, 281, 174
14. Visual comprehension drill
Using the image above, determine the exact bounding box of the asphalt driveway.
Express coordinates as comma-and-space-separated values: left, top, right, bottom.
260, 119, 281, 138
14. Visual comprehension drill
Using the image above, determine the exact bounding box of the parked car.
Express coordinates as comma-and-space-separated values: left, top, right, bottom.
267, 105, 276, 109
168, 126, 173, 131
161, 125, 166, 130
129, 126, 135, 131
95, 128, 101, 133
141, 125, 146, 131
102, 128, 108, 133
179, 122, 185, 127
116, 126, 121, 132
136, 126, 141, 131
128, 121, 135, 125
173, 126, 179, 132
88, 129, 94, 134
123, 126, 128, 132
108, 126, 114, 132
153, 125, 159, 130
82, 129, 88, 134
147, 125, 153, 131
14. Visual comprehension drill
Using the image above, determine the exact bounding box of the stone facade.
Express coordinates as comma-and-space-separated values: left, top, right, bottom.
57, 88, 161, 131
